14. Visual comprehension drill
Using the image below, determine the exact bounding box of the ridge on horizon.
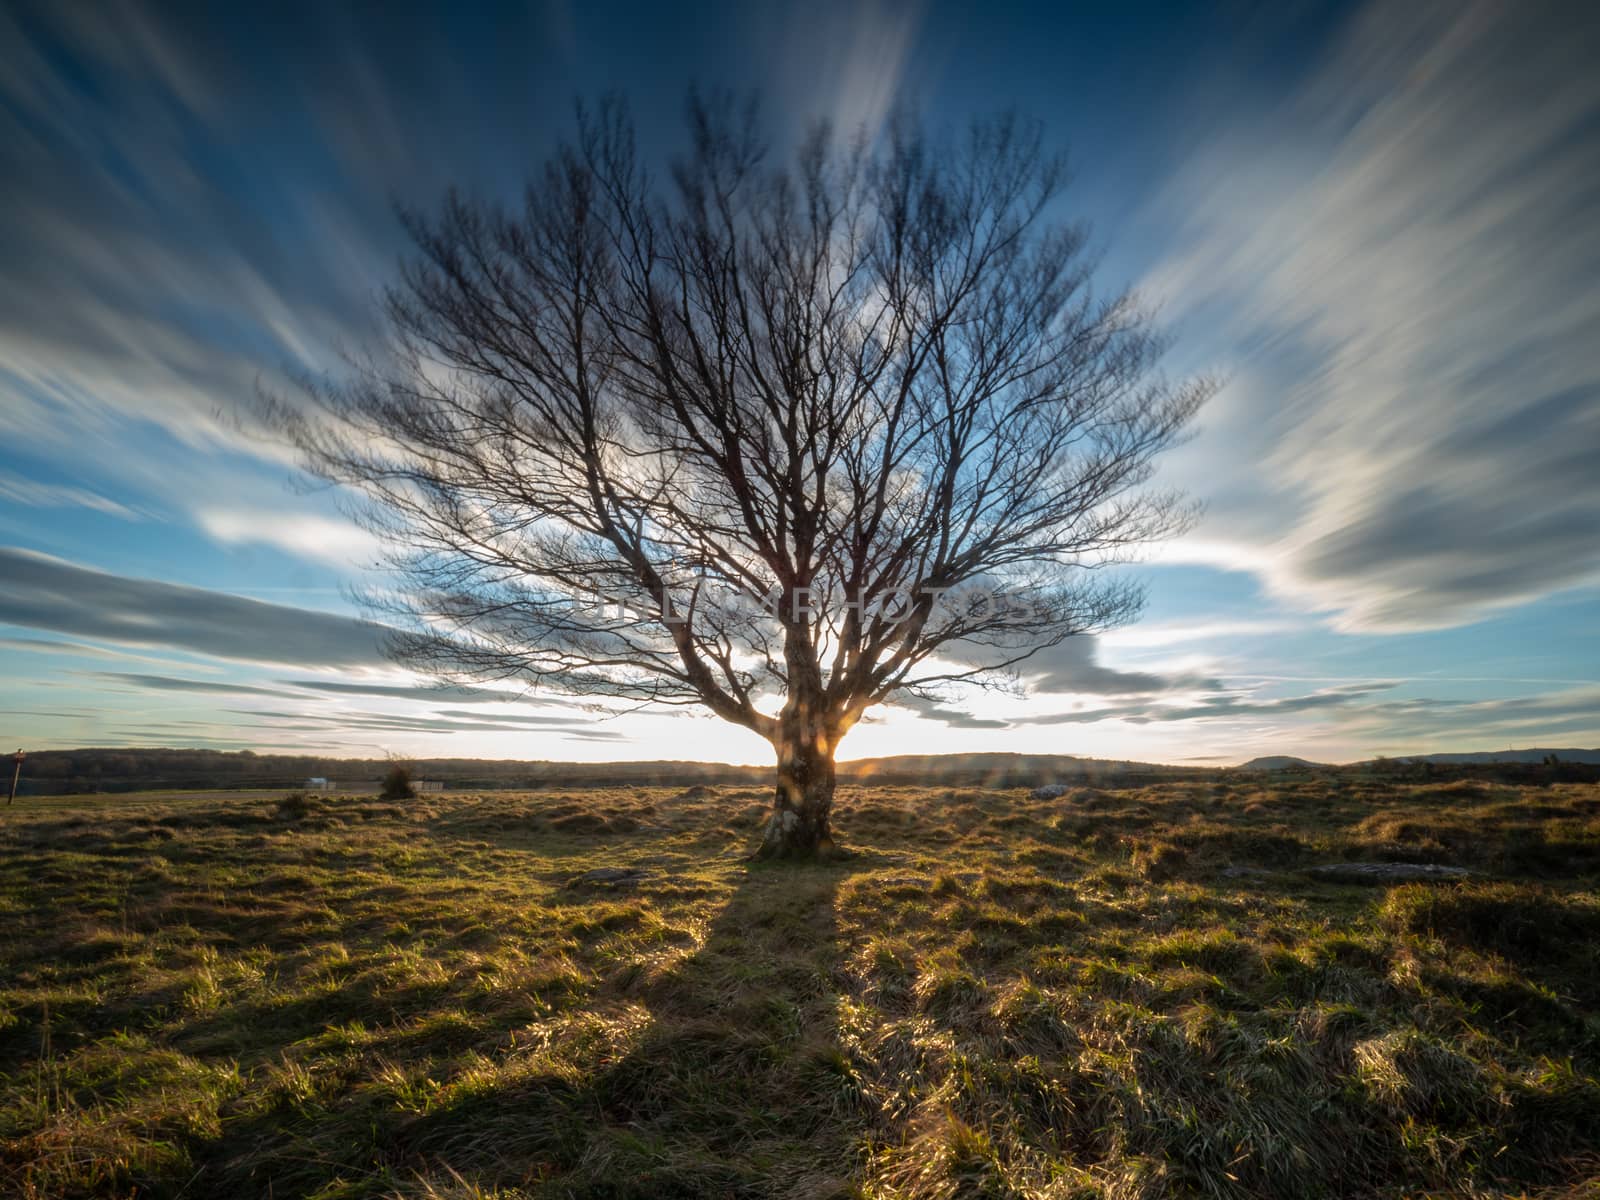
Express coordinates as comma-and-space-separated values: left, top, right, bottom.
12, 745, 1600, 800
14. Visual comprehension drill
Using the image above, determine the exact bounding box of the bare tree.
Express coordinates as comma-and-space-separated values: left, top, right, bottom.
275, 97, 1209, 858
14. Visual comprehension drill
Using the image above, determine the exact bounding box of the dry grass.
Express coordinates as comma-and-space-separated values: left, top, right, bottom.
1, 774, 1598, 1198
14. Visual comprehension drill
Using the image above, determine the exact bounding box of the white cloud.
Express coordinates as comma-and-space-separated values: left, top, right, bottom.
195, 509, 383, 570
1101, 617, 1307, 650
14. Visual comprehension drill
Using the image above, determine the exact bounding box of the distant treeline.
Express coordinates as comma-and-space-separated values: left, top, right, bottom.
1356, 757, 1600, 786
11, 748, 761, 796
11, 748, 1211, 797
9, 746, 1594, 797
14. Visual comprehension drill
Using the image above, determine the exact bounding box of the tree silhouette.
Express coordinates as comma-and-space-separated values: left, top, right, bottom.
276, 96, 1209, 857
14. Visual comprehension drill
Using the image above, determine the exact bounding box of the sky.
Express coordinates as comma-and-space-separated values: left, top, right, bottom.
1, 0, 1597, 767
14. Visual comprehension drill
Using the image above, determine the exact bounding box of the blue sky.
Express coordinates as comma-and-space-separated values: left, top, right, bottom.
1, 0, 1596, 765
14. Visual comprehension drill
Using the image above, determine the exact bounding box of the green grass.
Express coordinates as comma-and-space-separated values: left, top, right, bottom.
2, 776, 1598, 1197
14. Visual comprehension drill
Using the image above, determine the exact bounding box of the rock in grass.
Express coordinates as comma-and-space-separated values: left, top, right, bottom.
1306, 862, 1477, 884
569, 866, 649, 887
1030, 783, 1069, 800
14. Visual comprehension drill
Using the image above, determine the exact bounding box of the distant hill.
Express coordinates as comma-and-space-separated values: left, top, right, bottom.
8, 744, 1597, 797
1243, 749, 1600, 769
1239, 755, 1330, 771
1380, 748, 1600, 765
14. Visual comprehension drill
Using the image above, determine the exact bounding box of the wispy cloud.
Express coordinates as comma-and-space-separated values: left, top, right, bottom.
758, 0, 924, 139
281, 679, 519, 703
76, 671, 610, 741
432, 708, 600, 728
90, 672, 289, 697
1331, 684, 1600, 749
1017, 681, 1400, 726
235, 706, 625, 740
893, 694, 1011, 730
0, 635, 206, 667
1149, 0, 1600, 631
0, 472, 142, 519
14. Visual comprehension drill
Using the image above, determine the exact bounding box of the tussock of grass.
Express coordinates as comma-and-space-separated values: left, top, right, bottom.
0, 777, 1597, 1196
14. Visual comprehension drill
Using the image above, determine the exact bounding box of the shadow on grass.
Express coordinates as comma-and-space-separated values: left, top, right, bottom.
187, 857, 867, 1198
401, 858, 865, 1197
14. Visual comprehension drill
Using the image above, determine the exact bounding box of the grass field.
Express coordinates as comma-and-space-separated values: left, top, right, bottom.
2, 775, 1598, 1198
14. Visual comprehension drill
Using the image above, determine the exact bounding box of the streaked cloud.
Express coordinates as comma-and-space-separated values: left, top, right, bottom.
761, 0, 924, 137
66, 673, 617, 743
1150, 0, 1600, 631
90, 672, 288, 697
1331, 684, 1600, 748
232, 707, 626, 740
1018, 681, 1399, 726
893, 694, 1012, 730
281, 680, 520, 704
941, 633, 1214, 699
0, 472, 142, 519
0, 4, 384, 455
1020, 635, 1221, 696
0, 546, 390, 668
0, 635, 205, 667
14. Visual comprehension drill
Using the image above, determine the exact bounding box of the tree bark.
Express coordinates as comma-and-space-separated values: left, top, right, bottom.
757, 717, 838, 859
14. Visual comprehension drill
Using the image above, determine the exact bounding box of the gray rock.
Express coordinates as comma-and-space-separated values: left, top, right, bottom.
1305, 862, 1476, 884
569, 866, 649, 887
1030, 783, 1069, 800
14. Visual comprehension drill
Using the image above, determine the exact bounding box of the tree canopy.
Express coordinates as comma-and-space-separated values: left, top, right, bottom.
276, 96, 1209, 855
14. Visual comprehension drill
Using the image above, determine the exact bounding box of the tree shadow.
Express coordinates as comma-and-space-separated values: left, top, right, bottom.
398, 857, 868, 1198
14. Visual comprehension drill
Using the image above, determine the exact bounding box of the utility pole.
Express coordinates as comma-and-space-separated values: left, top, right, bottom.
8, 749, 22, 805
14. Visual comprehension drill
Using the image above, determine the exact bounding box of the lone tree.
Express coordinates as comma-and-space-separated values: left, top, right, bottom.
278, 98, 1208, 858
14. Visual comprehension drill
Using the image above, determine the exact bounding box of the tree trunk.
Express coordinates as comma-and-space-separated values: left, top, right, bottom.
757, 721, 838, 859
